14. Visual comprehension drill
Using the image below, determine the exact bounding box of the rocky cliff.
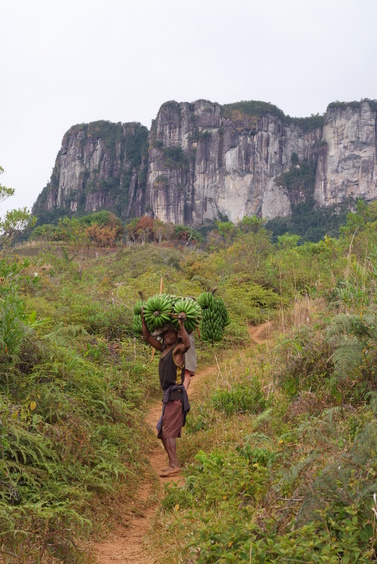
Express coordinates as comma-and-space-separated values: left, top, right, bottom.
315, 101, 377, 206
33, 121, 149, 224
33, 99, 377, 226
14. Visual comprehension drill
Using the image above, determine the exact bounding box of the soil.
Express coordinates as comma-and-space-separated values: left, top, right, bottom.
90, 323, 270, 563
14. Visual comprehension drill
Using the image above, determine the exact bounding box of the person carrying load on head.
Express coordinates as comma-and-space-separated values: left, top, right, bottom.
141, 310, 191, 478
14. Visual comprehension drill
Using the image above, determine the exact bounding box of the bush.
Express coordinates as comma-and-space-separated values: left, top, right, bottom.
274, 326, 334, 398
223, 282, 281, 323
0, 258, 30, 358
162, 146, 188, 170
212, 381, 268, 415
85, 304, 132, 340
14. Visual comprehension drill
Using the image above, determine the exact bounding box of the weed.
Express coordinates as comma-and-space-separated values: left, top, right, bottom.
212, 380, 268, 415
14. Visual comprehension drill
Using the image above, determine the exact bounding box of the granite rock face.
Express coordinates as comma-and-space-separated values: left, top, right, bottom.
33, 99, 377, 226
146, 100, 323, 224
315, 101, 377, 206
33, 121, 149, 221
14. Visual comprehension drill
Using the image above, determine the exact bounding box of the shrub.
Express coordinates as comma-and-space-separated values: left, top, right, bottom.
85, 304, 132, 340
223, 282, 281, 323
0, 258, 30, 358
274, 326, 334, 398
162, 146, 188, 170
211, 380, 268, 415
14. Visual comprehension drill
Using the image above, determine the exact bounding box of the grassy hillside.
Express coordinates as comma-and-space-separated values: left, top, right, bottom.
2, 202, 377, 561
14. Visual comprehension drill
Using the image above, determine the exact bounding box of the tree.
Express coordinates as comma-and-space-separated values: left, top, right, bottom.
215, 220, 237, 245
0, 166, 34, 247
174, 224, 203, 243
126, 216, 155, 244
30, 223, 56, 241
85, 223, 121, 247
206, 229, 225, 251
0, 166, 15, 202
277, 233, 301, 250
33, 217, 91, 279
153, 220, 175, 243
135, 216, 154, 244
238, 215, 267, 234
52, 217, 90, 259
78, 211, 124, 247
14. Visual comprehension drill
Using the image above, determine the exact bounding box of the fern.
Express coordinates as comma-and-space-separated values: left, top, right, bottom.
251, 408, 273, 430
326, 313, 356, 342
296, 421, 377, 528
325, 313, 377, 383
277, 452, 320, 495
332, 337, 364, 379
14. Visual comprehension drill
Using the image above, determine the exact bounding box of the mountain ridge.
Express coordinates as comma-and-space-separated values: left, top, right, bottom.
32, 98, 377, 226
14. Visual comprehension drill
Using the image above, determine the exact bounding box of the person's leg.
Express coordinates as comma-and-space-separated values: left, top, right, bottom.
159, 401, 184, 476
161, 437, 180, 469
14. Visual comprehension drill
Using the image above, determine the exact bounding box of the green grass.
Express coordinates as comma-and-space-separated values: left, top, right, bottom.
3, 201, 377, 561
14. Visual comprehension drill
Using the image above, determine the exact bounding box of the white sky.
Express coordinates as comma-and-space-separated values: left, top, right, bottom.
1, 0, 377, 217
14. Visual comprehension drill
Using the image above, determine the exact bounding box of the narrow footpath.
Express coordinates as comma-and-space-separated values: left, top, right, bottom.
90, 323, 270, 563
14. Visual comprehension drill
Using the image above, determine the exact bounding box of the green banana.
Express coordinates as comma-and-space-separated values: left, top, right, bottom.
142, 293, 173, 332
172, 297, 202, 333
199, 294, 229, 343
132, 291, 228, 340
197, 292, 214, 309
132, 314, 142, 336
133, 300, 143, 315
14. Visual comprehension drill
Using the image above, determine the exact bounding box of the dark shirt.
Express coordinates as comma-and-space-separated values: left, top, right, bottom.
159, 347, 185, 400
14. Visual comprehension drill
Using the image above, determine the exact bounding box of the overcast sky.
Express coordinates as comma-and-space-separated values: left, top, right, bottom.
1, 0, 376, 217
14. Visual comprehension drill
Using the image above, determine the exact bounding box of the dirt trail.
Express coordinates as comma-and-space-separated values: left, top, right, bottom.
248, 321, 271, 345
91, 323, 270, 563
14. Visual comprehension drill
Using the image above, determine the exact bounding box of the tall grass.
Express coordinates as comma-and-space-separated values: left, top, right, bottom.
3, 204, 377, 561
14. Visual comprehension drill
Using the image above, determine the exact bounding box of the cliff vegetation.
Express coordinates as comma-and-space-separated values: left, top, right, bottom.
222, 100, 325, 131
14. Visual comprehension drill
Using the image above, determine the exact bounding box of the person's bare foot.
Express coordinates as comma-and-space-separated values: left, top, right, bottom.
159, 466, 181, 477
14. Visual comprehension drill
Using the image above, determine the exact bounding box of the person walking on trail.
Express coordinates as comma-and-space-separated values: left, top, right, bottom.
141, 310, 191, 478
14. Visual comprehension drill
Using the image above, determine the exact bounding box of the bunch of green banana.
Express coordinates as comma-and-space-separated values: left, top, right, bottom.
132, 299, 143, 336
132, 314, 142, 336
216, 296, 230, 328
133, 300, 143, 316
197, 291, 214, 309
198, 292, 230, 343
172, 297, 202, 333
142, 294, 174, 332
164, 294, 180, 308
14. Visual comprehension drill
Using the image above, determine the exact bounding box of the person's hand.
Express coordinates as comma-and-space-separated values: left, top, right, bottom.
177, 312, 186, 324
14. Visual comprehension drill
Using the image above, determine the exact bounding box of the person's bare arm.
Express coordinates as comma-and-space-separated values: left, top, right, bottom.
183, 371, 191, 391
141, 309, 163, 351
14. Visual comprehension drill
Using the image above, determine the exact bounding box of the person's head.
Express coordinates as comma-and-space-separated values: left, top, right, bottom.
162, 326, 179, 347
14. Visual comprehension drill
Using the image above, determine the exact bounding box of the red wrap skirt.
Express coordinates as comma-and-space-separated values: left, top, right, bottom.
161, 400, 184, 439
